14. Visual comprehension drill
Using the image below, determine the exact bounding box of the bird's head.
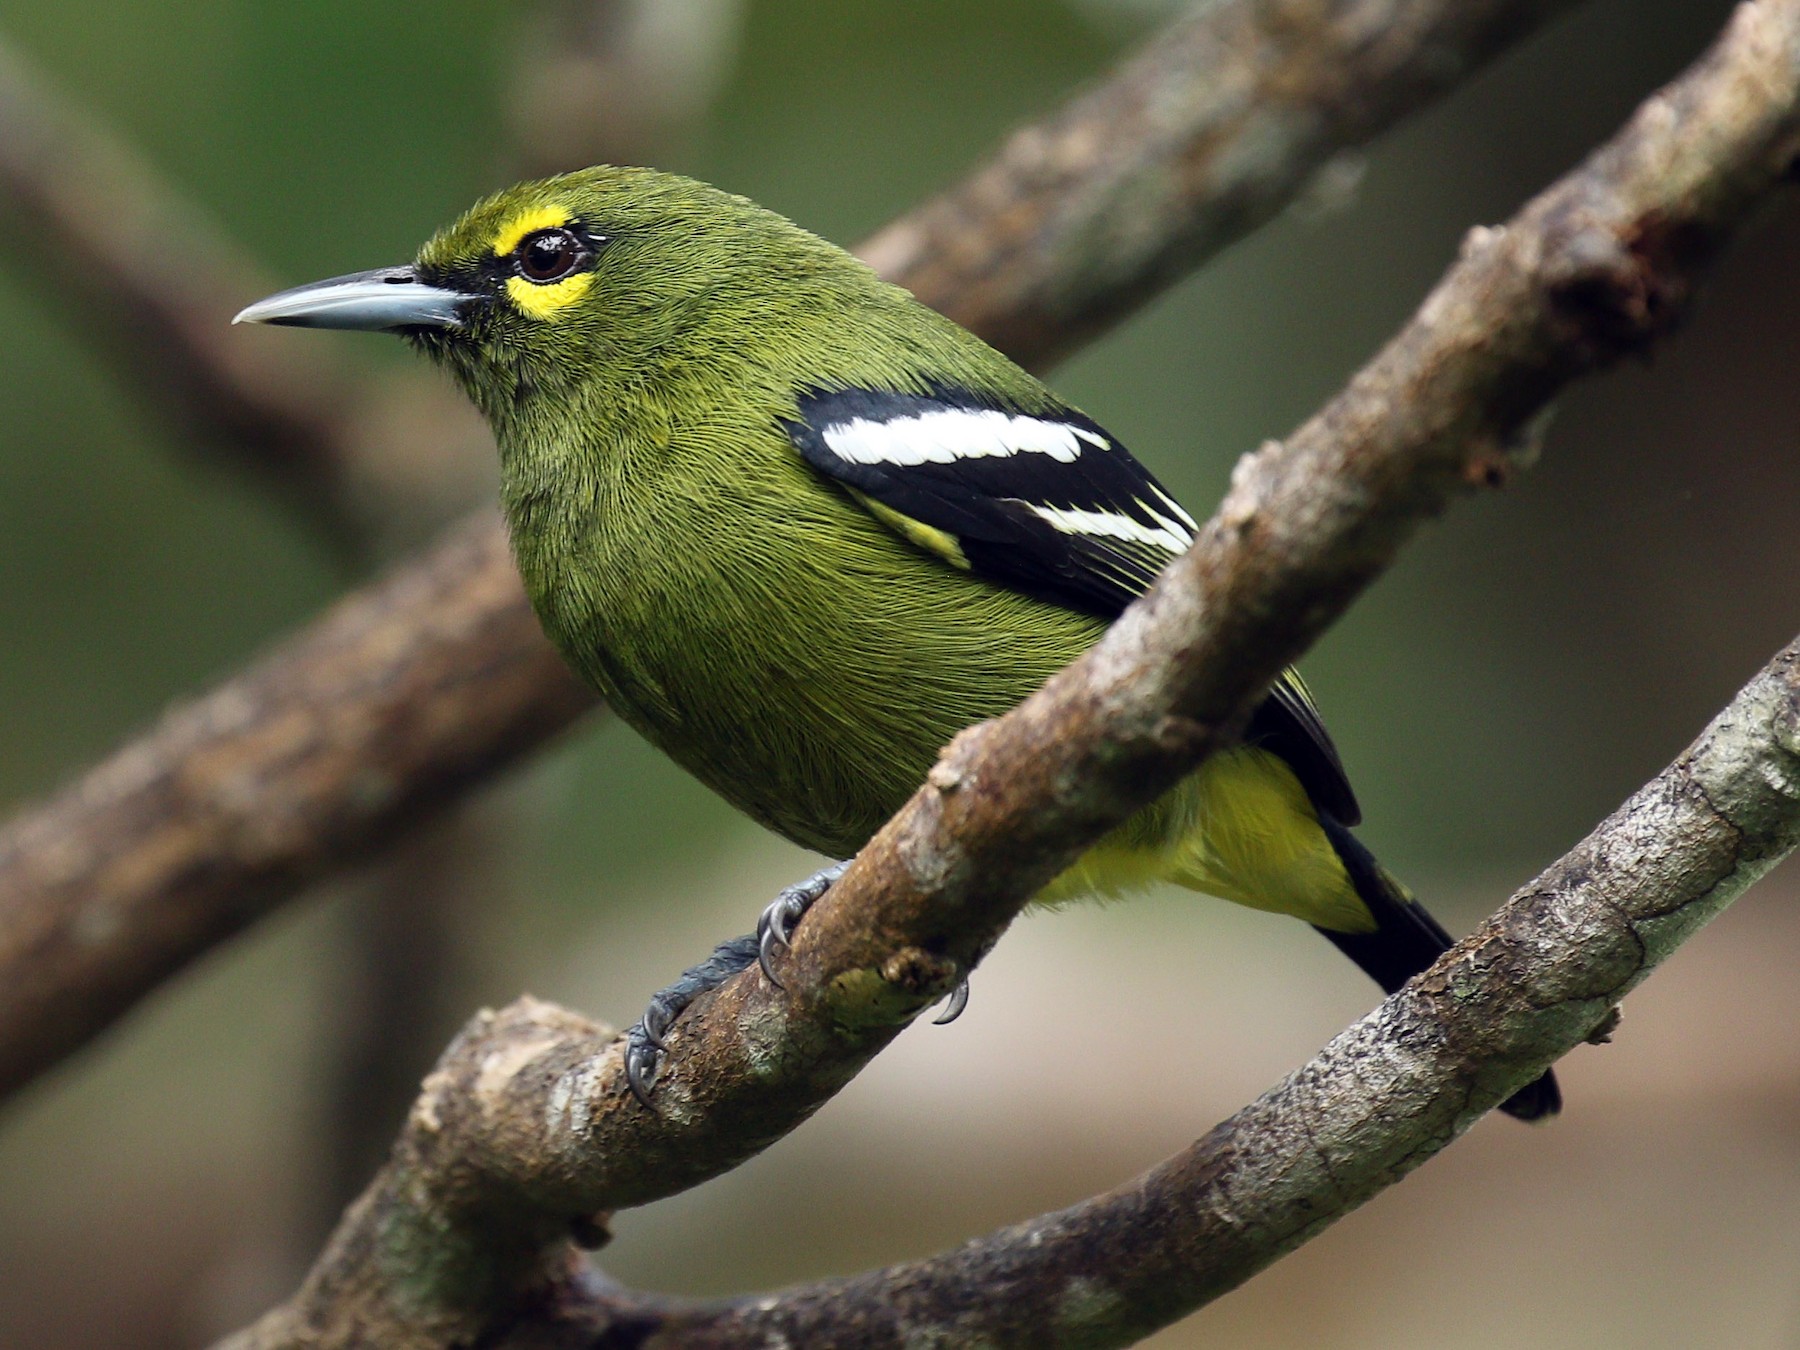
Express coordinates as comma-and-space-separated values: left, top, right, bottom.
236, 166, 833, 423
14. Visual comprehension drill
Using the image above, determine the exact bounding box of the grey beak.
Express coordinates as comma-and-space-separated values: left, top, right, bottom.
233, 266, 479, 331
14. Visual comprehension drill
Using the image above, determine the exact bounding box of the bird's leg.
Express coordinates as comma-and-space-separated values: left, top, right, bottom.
624, 932, 761, 1105
624, 858, 970, 1105
624, 860, 850, 1106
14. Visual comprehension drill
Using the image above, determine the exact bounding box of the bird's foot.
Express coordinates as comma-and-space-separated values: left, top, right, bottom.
755, 859, 851, 985
756, 860, 973, 1022
623, 860, 851, 1106
624, 932, 759, 1106
625, 858, 972, 1106
933, 978, 970, 1024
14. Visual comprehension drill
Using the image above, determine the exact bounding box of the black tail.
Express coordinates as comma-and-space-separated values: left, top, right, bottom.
1314, 816, 1561, 1123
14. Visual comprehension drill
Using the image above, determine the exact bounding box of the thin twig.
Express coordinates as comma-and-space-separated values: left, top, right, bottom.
0, 0, 1585, 1103
0, 38, 358, 549
506, 0, 747, 174
214, 5, 1800, 1345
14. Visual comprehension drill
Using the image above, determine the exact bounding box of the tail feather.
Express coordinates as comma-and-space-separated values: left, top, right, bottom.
1314, 815, 1561, 1123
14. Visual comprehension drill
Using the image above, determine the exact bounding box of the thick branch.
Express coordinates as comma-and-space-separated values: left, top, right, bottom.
421, 633, 1800, 1348
0, 0, 1580, 1101
0, 517, 593, 1100
217, 4, 1800, 1345
859, 0, 1586, 365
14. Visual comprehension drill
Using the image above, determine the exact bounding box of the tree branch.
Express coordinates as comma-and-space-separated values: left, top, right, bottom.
0, 37, 494, 556
0, 0, 1583, 1101
259, 629, 1800, 1349
859, 0, 1586, 365
505, 0, 747, 175
214, 3, 1800, 1344
0, 38, 361, 546
0, 25, 563, 1257
0, 517, 593, 1100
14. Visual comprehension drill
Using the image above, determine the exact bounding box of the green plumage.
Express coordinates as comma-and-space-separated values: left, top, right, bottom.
409, 168, 1360, 918
238, 165, 1560, 1120
421, 174, 1105, 859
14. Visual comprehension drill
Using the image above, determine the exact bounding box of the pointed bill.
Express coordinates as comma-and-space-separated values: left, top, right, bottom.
233, 266, 478, 331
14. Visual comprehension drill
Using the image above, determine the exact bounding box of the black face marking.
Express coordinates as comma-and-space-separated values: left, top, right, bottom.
413, 224, 611, 313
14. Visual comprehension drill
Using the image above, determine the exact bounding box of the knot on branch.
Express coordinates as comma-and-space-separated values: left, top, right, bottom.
1766, 662, 1800, 775
1462, 403, 1556, 490
1150, 712, 1211, 758
880, 945, 961, 1001
1219, 439, 1284, 534
827, 948, 960, 1032
1541, 211, 1707, 362
1461, 439, 1517, 491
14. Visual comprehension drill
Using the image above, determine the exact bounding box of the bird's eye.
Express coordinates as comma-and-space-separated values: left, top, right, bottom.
515, 227, 589, 284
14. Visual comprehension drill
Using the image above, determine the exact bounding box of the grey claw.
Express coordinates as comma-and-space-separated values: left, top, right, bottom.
933, 978, 970, 1025
755, 860, 851, 986
624, 932, 763, 1108
757, 916, 788, 989
625, 1026, 661, 1107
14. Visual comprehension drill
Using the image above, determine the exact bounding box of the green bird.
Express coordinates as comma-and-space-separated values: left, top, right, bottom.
237, 167, 1559, 1121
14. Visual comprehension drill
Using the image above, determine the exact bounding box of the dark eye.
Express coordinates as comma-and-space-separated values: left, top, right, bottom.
515, 227, 590, 283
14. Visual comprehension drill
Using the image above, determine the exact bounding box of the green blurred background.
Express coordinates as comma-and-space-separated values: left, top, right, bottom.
4, 1, 1800, 1345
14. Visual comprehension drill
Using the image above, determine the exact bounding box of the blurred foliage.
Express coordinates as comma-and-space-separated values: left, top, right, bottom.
6, 1, 1800, 1347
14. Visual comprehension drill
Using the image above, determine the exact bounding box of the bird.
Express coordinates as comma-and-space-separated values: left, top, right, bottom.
236, 166, 1559, 1121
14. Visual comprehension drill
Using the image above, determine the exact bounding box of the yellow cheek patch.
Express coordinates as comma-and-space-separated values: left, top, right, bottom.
504, 271, 596, 321
489, 204, 571, 258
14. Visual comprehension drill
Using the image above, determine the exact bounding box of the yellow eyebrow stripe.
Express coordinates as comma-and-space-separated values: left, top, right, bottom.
505, 271, 596, 321
490, 204, 571, 257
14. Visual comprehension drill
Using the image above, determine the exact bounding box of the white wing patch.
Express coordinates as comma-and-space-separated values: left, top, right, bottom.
1149, 484, 1200, 533
790, 385, 1201, 614
821, 407, 1110, 467
1027, 503, 1193, 554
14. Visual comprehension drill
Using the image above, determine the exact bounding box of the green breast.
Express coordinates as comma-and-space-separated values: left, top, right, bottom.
504, 410, 1103, 859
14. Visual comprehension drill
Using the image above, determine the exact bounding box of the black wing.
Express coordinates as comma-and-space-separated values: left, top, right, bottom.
784, 383, 1361, 824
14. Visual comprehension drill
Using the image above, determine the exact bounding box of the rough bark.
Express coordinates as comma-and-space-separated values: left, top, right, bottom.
240, 632, 1800, 1350
860, 0, 1586, 366
0, 518, 594, 1100
214, 5, 1800, 1345
0, 0, 1585, 1102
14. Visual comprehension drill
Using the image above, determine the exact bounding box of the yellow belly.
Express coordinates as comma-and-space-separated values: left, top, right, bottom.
1042, 745, 1376, 935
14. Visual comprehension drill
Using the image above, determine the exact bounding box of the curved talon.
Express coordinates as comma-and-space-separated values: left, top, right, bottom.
755, 860, 851, 986
933, 978, 971, 1025
624, 1025, 661, 1107
623, 932, 764, 1106
757, 916, 788, 989
626, 866, 852, 1106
